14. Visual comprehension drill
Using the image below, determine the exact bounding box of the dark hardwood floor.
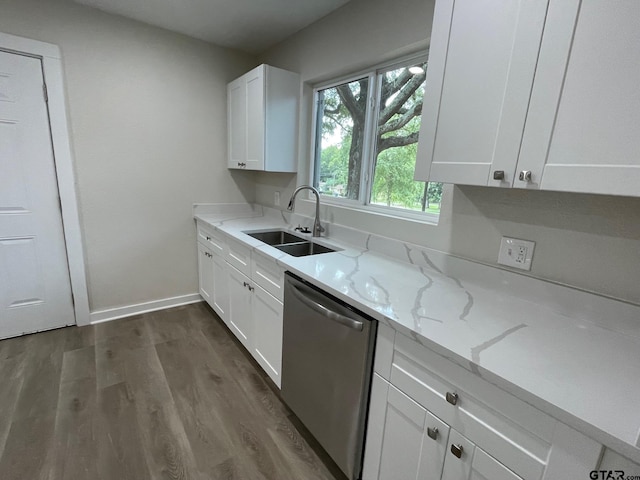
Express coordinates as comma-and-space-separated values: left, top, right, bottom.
0, 302, 344, 480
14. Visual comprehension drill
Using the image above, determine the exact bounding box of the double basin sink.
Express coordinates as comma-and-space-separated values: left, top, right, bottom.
244, 229, 337, 257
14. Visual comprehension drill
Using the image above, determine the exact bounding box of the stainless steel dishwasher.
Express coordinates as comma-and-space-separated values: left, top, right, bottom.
281, 272, 377, 480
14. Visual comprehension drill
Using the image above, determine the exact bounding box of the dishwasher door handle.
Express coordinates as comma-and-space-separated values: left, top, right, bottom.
290, 285, 364, 331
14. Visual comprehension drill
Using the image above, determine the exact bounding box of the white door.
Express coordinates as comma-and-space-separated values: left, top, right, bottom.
227, 264, 253, 350
245, 65, 265, 171
0, 50, 74, 339
252, 284, 283, 387
227, 75, 246, 169
197, 242, 213, 304
517, 0, 640, 196
377, 384, 449, 480
415, 0, 548, 187
211, 253, 228, 324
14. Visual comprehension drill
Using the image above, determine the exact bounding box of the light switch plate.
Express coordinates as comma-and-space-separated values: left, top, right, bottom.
498, 237, 535, 271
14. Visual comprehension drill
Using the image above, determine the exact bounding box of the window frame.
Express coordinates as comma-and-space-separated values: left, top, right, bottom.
309, 52, 440, 224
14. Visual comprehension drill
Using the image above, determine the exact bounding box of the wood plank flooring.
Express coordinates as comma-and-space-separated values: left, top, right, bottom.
0, 302, 345, 480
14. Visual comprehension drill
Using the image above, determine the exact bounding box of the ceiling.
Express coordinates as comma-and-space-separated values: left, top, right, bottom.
74, 0, 351, 54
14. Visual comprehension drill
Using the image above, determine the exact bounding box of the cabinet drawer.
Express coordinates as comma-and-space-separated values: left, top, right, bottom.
391, 334, 552, 480
197, 223, 226, 256
251, 250, 284, 301
226, 236, 251, 276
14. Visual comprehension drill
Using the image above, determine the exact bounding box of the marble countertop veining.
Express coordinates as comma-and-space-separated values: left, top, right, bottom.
194, 207, 640, 462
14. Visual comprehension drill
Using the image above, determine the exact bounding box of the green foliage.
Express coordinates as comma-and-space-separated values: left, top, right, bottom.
317, 143, 349, 196
316, 63, 443, 213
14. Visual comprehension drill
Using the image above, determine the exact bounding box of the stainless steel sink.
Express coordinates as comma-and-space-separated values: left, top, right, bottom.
243, 228, 338, 256
245, 229, 307, 245
273, 242, 336, 257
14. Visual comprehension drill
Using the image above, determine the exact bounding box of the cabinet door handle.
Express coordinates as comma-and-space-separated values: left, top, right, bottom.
493, 170, 505, 180
427, 427, 439, 440
206, 236, 211, 241
446, 391, 458, 405
519, 170, 532, 182
450, 444, 464, 458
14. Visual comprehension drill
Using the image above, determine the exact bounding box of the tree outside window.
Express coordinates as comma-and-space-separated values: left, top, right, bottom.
314, 58, 443, 216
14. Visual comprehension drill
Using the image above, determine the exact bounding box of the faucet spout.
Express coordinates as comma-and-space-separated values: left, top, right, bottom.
287, 185, 325, 237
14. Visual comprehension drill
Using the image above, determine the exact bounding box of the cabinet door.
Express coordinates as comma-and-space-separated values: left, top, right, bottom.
517, 0, 640, 196
227, 264, 253, 350
197, 242, 214, 305
441, 429, 524, 480
415, 0, 548, 187
211, 253, 229, 325
252, 284, 283, 388
245, 65, 265, 171
228, 75, 246, 169
377, 385, 449, 480
441, 429, 475, 480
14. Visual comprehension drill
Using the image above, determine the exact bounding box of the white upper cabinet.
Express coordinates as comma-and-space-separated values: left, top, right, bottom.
517, 0, 640, 195
227, 64, 300, 172
415, 0, 548, 187
416, 0, 640, 197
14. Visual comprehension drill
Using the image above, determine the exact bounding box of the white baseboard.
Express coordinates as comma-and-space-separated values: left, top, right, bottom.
90, 293, 203, 324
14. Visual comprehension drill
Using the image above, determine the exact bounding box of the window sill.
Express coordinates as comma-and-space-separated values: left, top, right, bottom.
299, 196, 440, 226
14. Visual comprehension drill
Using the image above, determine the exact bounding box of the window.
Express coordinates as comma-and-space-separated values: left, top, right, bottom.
313, 57, 443, 219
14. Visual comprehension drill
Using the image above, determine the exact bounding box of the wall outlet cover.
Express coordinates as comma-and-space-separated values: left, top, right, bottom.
497, 237, 535, 271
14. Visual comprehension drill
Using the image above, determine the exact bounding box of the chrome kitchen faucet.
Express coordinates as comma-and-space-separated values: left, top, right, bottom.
287, 185, 325, 237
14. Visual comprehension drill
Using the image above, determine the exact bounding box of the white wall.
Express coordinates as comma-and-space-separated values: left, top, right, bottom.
0, 0, 257, 312
259, 0, 640, 305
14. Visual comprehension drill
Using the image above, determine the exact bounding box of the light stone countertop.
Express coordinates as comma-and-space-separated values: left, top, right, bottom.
194, 205, 640, 463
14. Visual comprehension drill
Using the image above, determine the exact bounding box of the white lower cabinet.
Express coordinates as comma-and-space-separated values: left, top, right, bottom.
197, 241, 228, 323
378, 383, 448, 480
364, 333, 603, 480
225, 254, 284, 388
227, 264, 253, 350
366, 376, 519, 480
196, 224, 285, 388
197, 242, 214, 305
211, 253, 229, 324
252, 284, 283, 388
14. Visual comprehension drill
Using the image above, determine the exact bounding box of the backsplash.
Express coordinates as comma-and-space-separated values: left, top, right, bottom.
252, 176, 640, 307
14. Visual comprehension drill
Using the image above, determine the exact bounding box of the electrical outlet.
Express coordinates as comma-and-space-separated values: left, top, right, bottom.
274, 191, 280, 206
497, 237, 535, 271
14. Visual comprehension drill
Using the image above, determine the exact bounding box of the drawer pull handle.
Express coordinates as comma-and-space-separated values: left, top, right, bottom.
450, 444, 464, 458
519, 170, 532, 182
427, 427, 439, 440
446, 392, 458, 405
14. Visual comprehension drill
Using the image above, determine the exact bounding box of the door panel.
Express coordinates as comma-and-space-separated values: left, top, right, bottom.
0, 50, 74, 338
227, 77, 246, 168
441, 429, 475, 480
227, 264, 252, 350
211, 254, 228, 324
197, 242, 213, 304
416, 0, 548, 187
252, 284, 283, 387
245, 66, 264, 170
518, 0, 640, 195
